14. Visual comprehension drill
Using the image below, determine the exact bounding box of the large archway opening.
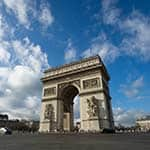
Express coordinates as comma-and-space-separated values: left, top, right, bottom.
61, 85, 80, 131
73, 95, 80, 126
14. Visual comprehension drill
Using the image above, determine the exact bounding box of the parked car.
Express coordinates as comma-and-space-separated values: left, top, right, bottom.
101, 128, 115, 133
0, 127, 12, 135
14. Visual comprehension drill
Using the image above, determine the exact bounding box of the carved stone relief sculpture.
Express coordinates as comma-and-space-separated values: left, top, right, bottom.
83, 78, 100, 89
44, 87, 56, 97
87, 96, 99, 118
44, 104, 54, 120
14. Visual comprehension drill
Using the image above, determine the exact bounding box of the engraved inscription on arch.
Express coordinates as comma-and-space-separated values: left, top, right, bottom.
83, 78, 100, 89
44, 87, 56, 97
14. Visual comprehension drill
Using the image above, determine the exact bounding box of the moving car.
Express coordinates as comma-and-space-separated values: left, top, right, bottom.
0, 127, 12, 135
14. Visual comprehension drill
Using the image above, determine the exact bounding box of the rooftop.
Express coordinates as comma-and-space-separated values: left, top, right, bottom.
137, 115, 150, 121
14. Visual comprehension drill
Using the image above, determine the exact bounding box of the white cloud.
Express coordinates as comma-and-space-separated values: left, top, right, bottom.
0, 65, 42, 120
0, 102, 40, 120
0, 14, 12, 65
3, 0, 30, 28
65, 40, 77, 62
39, 3, 54, 28
121, 11, 150, 61
2, 0, 54, 29
0, 4, 50, 120
0, 68, 10, 95
113, 107, 145, 126
120, 76, 144, 98
0, 36, 49, 120
82, 33, 119, 63
0, 13, 14, 40
101, 0, 121, 25
12, 37, 49, 73
7, 66, 39, 90
0, 65, 42, 117
132, 76, 144, 88
84, 1, 150, 63
25, 96, 40, 109
0, 46, 10, 64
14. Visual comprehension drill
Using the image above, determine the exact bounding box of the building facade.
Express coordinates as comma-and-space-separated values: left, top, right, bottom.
136, 116, 150, 132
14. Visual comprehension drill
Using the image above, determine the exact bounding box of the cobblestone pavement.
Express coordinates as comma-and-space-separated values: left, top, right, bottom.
0, 133, 150, 150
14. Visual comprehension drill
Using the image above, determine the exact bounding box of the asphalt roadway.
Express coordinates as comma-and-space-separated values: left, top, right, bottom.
0, 133, 150, 150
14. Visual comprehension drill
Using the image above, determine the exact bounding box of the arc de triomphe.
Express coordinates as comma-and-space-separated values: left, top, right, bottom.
39, 55, 114, 132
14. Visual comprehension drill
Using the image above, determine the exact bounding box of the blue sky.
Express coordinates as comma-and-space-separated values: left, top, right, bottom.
0, 0, 150, 126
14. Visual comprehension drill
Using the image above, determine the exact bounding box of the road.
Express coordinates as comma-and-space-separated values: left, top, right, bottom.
0, 133, 150, 150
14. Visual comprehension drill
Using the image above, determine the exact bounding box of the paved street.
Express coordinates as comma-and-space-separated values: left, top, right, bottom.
0, 133, 150, 150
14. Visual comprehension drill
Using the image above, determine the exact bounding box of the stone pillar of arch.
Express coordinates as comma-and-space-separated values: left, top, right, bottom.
39, 55, 114, 132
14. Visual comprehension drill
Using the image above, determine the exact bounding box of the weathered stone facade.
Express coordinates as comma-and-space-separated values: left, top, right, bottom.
39, 55, 114, 132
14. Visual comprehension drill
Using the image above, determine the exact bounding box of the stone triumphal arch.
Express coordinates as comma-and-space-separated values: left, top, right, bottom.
39, 55, 114, 132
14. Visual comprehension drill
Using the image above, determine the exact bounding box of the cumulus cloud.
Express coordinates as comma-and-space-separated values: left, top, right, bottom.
83, 1, 150, 63
0, 67, 41, 120
83, 33, 119, 63
0, 47, 10, 64
12, 37, 49, 73
0, 65, 45, 120
2, 0, 54, 29
0, 36, 49, 120
84, 0, 121, 62
0, 15, 11, 64
64, 39, 77, 63
0, 1, 50, 120
113, 107, 145, 126
2, 0, 31, 28
120, 76, 144, 98
121, 11, 150, 61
